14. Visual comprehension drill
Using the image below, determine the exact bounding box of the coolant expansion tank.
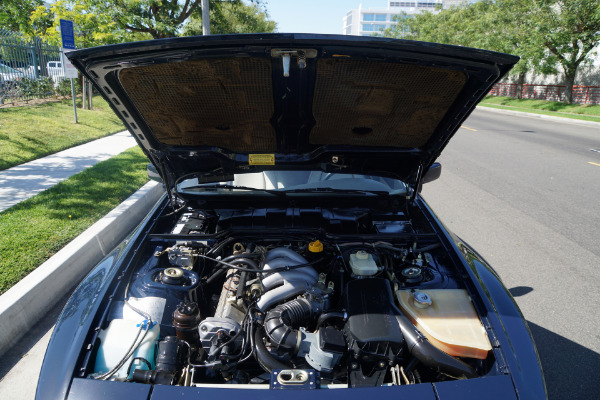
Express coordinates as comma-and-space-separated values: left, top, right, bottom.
396, 289, 492, 359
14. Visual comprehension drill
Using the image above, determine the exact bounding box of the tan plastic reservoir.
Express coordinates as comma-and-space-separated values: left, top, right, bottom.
396, 289, 491, 359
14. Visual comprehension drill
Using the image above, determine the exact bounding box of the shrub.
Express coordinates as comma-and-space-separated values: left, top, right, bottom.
16, 78, 35, 96
37, 77, 54, 97
54, 78, 81, 97
0, 80, 22, 102
19, 77, 54, 98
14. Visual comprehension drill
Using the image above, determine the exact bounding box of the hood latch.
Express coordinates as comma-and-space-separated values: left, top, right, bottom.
271, 49, 317, 77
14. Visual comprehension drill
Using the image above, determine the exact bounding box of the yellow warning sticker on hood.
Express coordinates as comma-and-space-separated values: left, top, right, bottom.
249, 154, 275, 165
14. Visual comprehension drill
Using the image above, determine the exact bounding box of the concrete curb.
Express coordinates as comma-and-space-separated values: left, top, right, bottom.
477, 105, 600, 127
0, 181, 165, 358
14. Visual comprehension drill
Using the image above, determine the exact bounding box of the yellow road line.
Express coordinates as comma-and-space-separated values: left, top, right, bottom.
588, 162, 600, 167
461, 125, 477, 131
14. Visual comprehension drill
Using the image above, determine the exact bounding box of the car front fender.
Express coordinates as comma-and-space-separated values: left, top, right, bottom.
417, 197, 547, 399
35, 197, 167, 400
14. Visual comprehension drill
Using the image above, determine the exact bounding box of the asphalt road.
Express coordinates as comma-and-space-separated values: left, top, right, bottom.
422, 107, 600, 400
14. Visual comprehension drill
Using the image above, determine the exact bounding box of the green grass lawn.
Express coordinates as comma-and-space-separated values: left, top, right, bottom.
480, 96, 600, 123
0, 96, 124, 171
0, 147, 149, 295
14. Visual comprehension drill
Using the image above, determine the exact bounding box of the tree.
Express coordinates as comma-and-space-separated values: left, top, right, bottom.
384, 0, 599, 103
530, 0, 600, 103
385, 2, 554, 98
449, 0, 556, 98
29, 0, 150, 48
86, 0, 273, 39
28, 0, 275, 46
183, 1, 276, 36
86, 0, 204, 39
0, 0, 44, 35
28, 0, 150, 104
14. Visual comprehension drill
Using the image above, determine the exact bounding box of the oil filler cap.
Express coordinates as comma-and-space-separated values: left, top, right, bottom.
308, 240, 323, 253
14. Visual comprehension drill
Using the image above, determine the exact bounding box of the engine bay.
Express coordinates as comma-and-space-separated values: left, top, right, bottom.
83, 203, 495, 389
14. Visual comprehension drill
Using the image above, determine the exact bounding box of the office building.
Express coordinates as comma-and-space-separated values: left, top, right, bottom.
343, 0, 467, 36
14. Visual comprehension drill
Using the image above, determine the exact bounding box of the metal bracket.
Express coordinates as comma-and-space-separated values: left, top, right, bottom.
271, 49, 317, 77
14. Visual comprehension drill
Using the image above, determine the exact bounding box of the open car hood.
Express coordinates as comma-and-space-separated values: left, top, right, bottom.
67, 34, 518, 191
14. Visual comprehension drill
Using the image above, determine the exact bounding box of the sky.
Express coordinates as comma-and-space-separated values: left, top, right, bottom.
264, 0, 388, 35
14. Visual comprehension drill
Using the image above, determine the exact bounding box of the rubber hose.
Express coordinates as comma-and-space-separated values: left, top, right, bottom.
230, 257, 259, 270
394, 311, 476, 379
315, 311, 347, 330
262, 258, 318, 280
207, 237, 235, 256
205, 268, 227, 285
223, 254, 260, 263
264, 298, 312, 351
206, 257, 258, 285
236, 271, 247, 299
254, 328, 289, 372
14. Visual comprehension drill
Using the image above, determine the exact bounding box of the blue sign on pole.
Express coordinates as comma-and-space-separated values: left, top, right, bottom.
59, 19, 75, 49
59, 19, 77, 123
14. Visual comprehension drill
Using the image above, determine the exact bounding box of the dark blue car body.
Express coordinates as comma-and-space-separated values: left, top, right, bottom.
37, 34, 546, 399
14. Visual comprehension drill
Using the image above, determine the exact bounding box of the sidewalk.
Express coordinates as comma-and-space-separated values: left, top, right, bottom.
0, 129, 151, 399
0, 131, 137, 213
477, 104, 600, 127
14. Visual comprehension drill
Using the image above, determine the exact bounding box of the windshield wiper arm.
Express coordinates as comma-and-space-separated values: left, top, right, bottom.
182, 185, 393, 198
282, 188, 389, 196
181, 184, 285, 196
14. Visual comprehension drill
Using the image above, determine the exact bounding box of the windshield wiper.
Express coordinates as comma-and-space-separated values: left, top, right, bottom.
281, 188, 390, 196
180, 184, 285, 196
181, 185, 394, 198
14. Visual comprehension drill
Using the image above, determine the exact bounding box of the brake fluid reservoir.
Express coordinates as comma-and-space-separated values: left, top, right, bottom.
94, 319, 159, 379
396, 289, 491, 359
349, 251, 378, 276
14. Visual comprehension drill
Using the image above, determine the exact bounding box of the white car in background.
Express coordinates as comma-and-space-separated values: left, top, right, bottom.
0, 62, 24, 84
23, 61, 66, 83
46, 61, 65, 82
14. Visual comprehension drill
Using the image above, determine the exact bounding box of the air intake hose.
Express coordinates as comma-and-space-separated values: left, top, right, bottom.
263, 298, 313, 352
394, 309, 477, 379
254, 328, 290, 372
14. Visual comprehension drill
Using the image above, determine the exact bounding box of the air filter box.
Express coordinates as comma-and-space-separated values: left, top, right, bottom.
343, 278, 404, 362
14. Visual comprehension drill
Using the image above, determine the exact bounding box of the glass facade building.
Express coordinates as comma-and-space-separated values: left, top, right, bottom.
343, 0, 466, 36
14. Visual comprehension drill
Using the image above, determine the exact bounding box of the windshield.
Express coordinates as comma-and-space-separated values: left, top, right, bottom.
178, 171, 407, 194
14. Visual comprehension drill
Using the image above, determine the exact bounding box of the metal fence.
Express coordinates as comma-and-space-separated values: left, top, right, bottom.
0, 29, 65, 103
489, 83, 600, 105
